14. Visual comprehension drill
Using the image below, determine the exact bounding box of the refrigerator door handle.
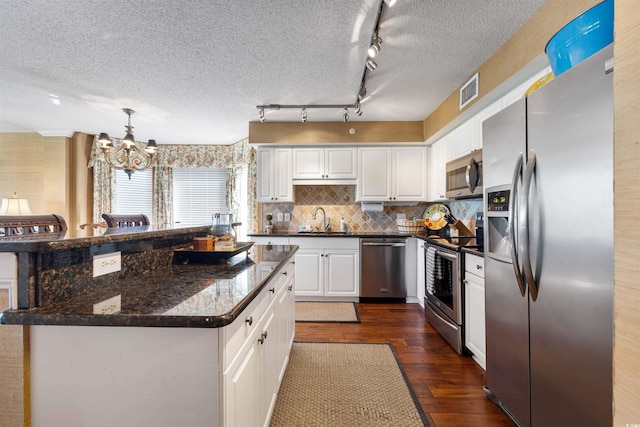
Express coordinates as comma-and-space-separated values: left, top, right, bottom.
521, 149, 539, 301
509, 153, 527, 297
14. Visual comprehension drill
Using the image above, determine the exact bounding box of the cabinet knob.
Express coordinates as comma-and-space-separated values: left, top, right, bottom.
476, 264, 483, 270
282, 271, 288, 276
258, 331, 268, 344
464, 279, 469, 285
270, 287, 275, 293
288, 285, 293, 292
246, 316, 253, 326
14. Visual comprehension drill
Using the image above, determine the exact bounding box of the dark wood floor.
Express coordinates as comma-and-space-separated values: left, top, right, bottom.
294, 302, 514, 427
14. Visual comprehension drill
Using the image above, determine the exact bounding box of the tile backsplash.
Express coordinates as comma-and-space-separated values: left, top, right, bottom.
260, 185, 482, 234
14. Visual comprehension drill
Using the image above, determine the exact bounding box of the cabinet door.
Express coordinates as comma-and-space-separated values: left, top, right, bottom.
224, 337, 263, 427
257, 148, 275, 202
260, 309, 279, 423
392, 147, 427, 201
273, 148, 293, 202
325, 147, 357, 179
416, 240, 425, 308
292, 148, 324, 179
473, 99, 503, 150
452, 121, 473, 159
357, 147, 391, 201
464, 272, 486, 370
429, 139, 447, 200
324, 249, 359, 297
294, 249, 323, 296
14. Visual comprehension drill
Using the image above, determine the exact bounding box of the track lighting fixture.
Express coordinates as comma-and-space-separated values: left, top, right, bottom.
366, 58, 377, 72
254, 0, 396, 123
354, 101, 362, 116
368, 35, 382, 58
358, 82, 367, 101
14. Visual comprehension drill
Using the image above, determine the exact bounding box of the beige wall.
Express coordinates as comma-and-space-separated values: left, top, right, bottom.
0, 133, 68, 220
0, 132, 94, 230
613, 0, 640, 425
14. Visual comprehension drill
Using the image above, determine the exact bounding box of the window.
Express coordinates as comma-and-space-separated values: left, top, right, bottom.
113, 169, 153, 220
173, 168, 228, 227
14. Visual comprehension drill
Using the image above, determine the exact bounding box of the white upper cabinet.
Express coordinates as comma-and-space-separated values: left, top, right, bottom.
428, 138, 448, 201
357, 146, 427, 202
292, 147, 357, 181
473, 99, 503, 150
392, 147, 428, 201
257, 147, 294, 203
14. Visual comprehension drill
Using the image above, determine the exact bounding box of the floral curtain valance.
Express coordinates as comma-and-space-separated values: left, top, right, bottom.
88, 137, 253, 169
155, 138, 252, 169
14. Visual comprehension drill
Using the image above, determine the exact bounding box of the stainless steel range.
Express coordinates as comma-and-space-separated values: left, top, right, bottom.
423, 235, 482, 354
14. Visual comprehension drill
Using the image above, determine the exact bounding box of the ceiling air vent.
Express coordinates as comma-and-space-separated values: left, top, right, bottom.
459, 72, 479, 110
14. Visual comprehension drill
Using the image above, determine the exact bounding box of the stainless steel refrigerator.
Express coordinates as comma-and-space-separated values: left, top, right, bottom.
482, 44, 613, 427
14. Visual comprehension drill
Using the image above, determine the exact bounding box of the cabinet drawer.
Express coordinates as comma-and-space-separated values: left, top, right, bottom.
465, 253, 485, 279
289, 236, 359, 250
249, 236, 289, 245
220, 289, 267, 370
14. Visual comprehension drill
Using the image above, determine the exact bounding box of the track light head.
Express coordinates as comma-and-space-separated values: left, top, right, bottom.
301, 108, 307, 123
259, 108, 265, 123
354, 101, 362, 116
343, 107, 349, 122
384, 0, 397, 7
367, 36, 382, 58
366, 58, 377, 72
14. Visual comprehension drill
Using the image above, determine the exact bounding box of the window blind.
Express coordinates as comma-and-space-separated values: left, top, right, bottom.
173, 168, 227, 227
113, 169, 153, 220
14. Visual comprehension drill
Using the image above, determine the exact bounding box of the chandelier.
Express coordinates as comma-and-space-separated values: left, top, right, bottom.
97, 108, 157, 179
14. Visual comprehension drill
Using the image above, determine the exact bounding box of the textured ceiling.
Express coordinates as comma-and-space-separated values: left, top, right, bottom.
0, 0, 547, 145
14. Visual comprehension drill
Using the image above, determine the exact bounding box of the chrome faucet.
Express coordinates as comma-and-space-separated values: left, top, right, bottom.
312, 206, 327, 232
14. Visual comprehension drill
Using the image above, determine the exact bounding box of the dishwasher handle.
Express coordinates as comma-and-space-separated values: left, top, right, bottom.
362, 242, 406, 247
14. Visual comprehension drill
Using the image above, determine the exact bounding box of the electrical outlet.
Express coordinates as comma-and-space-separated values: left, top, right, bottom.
93, 294, 121, 315
277, 212, 284, 222
93, 252, 121, 277
284, 212, 291, 222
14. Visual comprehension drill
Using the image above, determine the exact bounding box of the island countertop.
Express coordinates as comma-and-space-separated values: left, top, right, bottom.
1, 244, 298, 328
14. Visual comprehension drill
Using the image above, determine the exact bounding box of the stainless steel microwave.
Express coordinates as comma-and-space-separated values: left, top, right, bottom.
445, 149, 483, 198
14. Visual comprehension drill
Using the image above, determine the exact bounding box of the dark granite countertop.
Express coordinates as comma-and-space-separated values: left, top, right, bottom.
0, 224, 212, 252
249, 231, 413, 238
0, 245, 297, 328
461, 247, 485, 257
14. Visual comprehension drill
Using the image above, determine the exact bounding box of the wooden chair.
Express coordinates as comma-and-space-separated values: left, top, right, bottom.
101, 213, 150, 228
0, 214, 68, 236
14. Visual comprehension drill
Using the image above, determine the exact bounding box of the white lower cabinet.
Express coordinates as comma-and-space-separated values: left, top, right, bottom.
221, 258, 295, 426
289, 237, 359, 299
464, 253, 486, 370
416, 239, 425, 308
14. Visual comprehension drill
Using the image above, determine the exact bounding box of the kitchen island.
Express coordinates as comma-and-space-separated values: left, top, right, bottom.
0, 225, 297, 427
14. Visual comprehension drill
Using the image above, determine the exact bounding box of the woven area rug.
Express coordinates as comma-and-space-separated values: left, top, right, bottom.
295, 302, 360, 323
270, 342, 429, 426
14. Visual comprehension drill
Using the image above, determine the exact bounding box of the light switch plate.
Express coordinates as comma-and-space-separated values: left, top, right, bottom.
284, 212, 291, 222
93, 252, 122, 277
277, 212, 284, 222
93, 294, 121, 315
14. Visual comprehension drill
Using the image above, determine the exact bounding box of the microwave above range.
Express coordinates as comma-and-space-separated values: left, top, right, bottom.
445, 149, 483, 199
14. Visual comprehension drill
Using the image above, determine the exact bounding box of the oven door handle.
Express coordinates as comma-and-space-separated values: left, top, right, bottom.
435, 249, 457, 262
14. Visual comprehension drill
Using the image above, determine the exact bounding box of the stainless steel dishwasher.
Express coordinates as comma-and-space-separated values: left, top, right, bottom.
360, 238, 407, 299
